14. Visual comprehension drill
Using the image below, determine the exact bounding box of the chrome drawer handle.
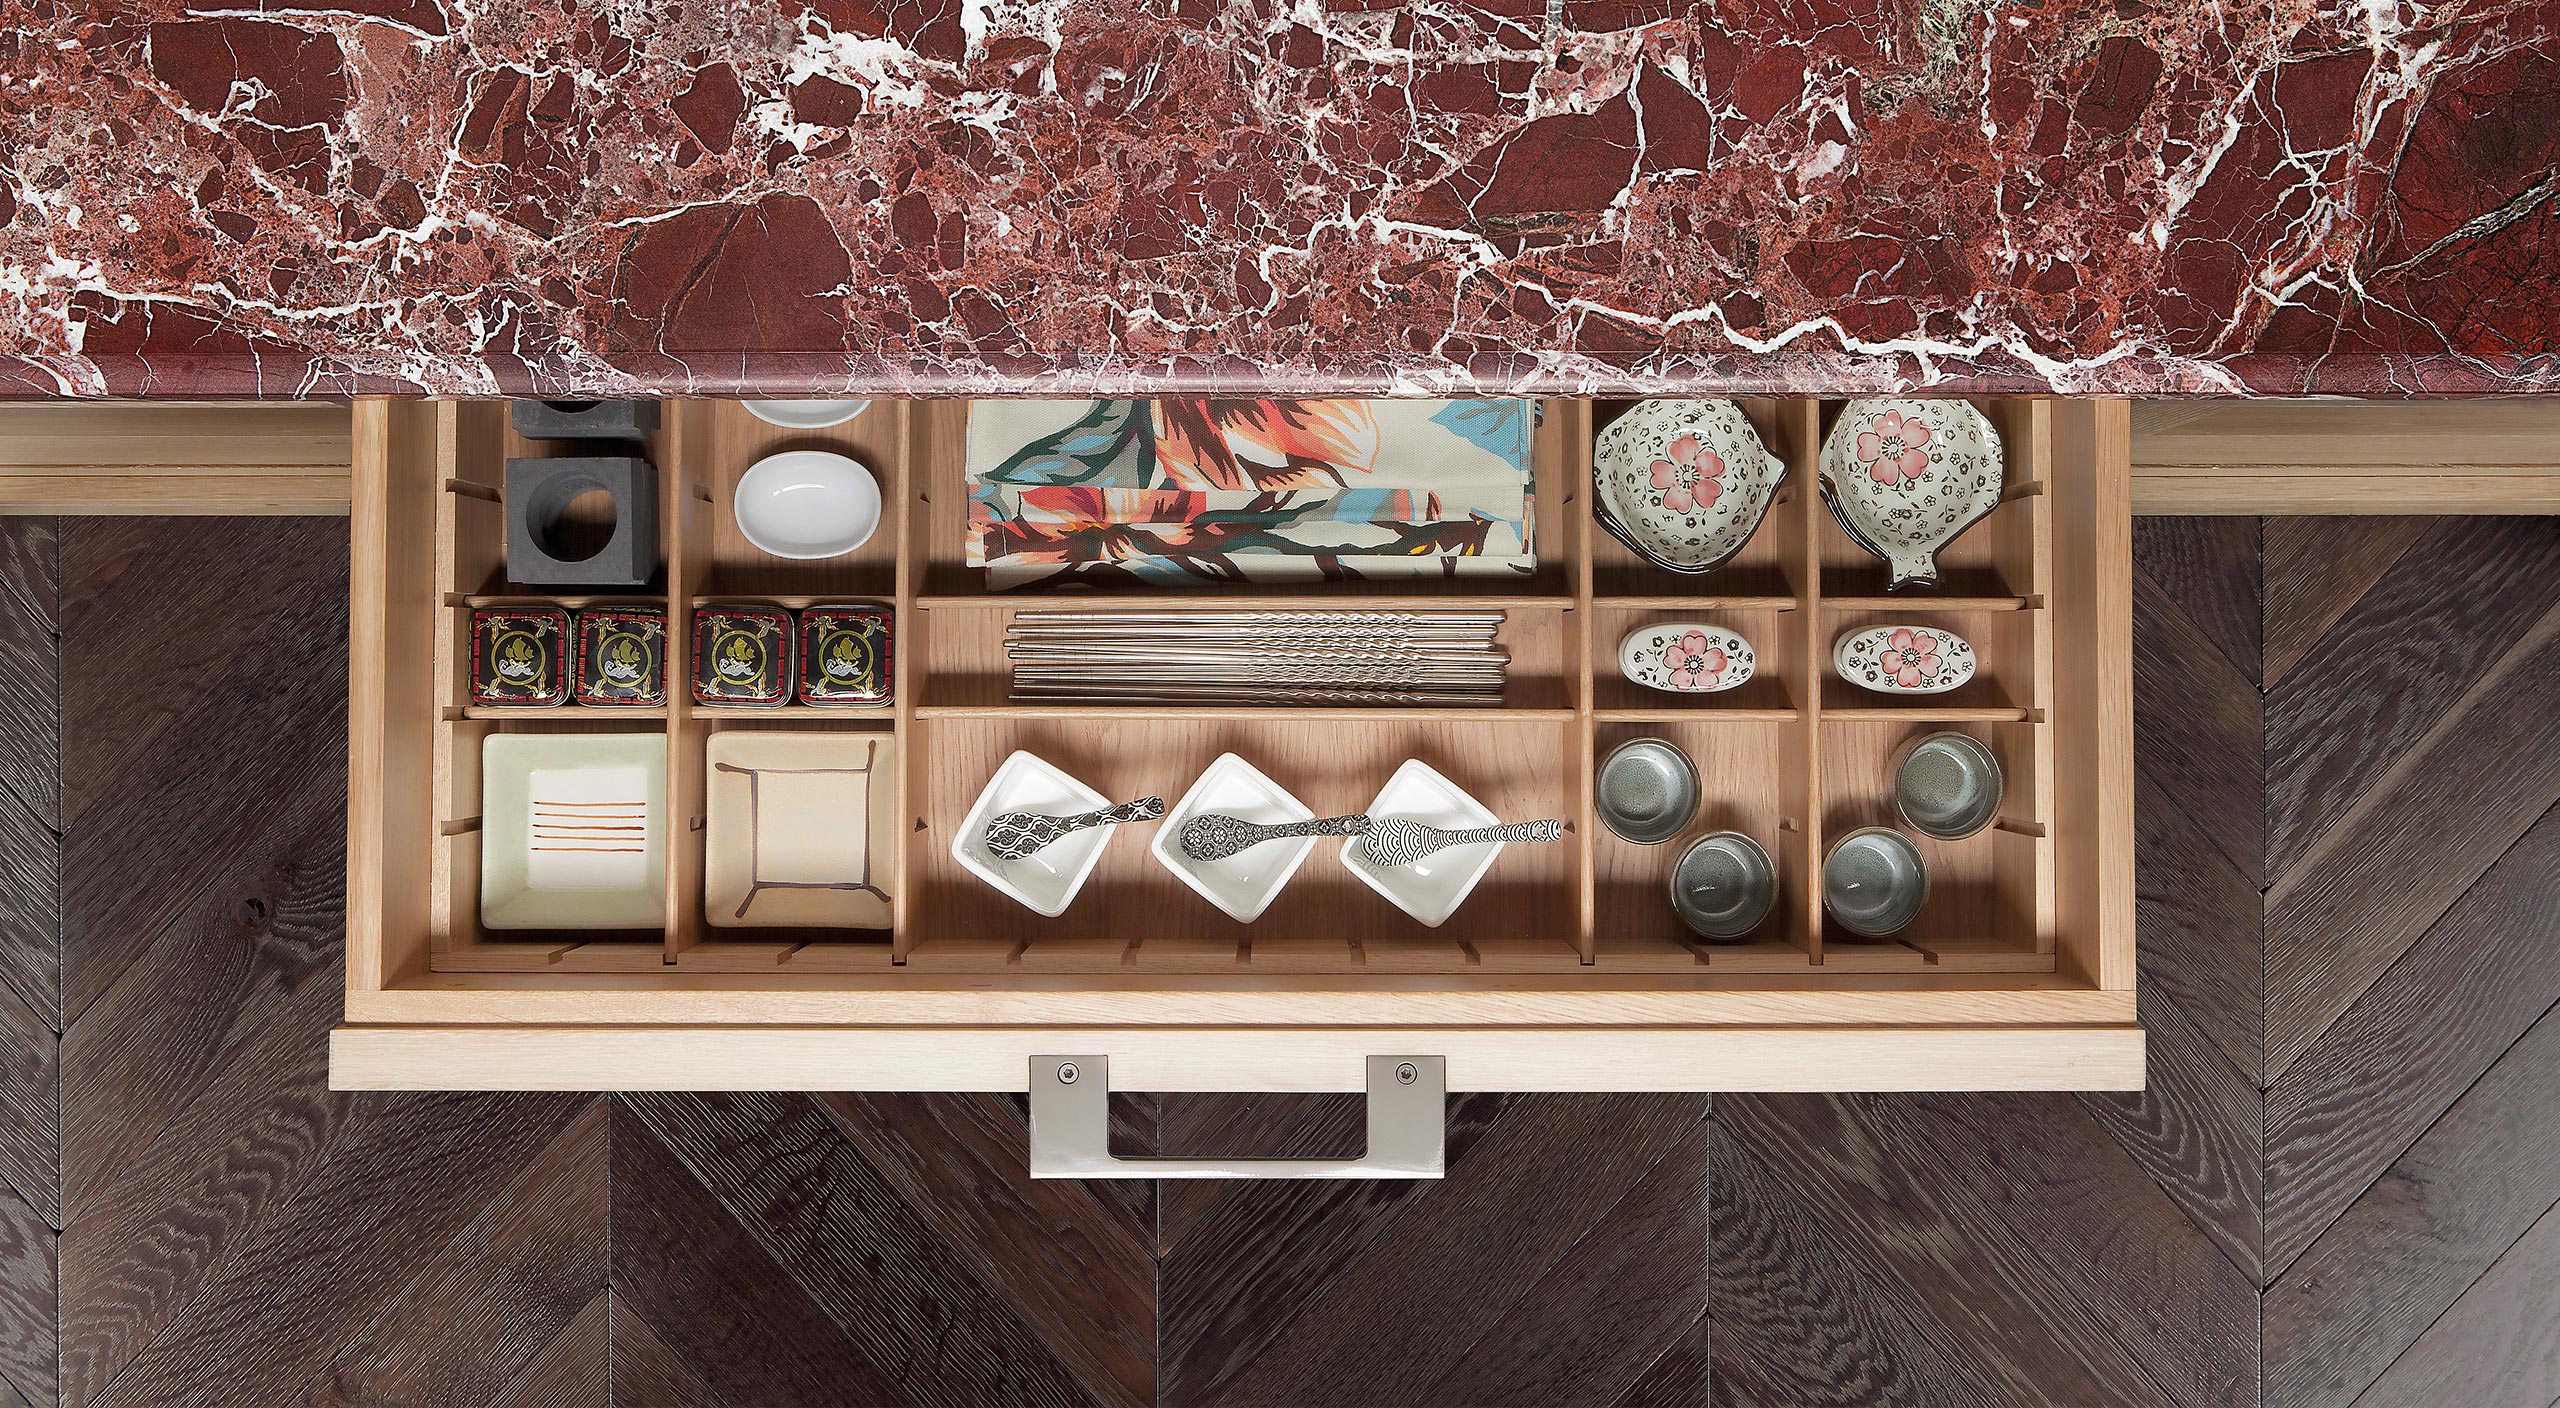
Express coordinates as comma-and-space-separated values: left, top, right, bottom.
1027, 1055, 1446, 1180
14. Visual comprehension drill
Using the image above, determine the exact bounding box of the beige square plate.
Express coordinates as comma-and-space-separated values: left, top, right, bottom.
481, 732, 666, 930
704, 731, 895, 929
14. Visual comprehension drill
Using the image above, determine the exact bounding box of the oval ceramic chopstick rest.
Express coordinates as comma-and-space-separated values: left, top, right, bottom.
1818, 399, 2003, 591
1618, 623, 1756, 694
1592, 400, 1788, 574
1832, 624, 1977, 696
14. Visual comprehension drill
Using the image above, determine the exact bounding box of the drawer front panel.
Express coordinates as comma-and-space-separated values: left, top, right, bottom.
332, 1025, 2146, 1092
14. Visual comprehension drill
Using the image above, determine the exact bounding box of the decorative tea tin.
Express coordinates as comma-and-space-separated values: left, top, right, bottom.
468, 605, 570, 708
572, 605, 668, 707
691, 604, 792, 706
799, 604, 894, 707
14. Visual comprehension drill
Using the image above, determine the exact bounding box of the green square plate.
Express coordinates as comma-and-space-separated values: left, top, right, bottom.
481, 731, 666, 930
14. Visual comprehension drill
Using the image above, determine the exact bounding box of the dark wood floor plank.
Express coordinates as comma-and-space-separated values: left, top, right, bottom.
57, 672, 345, 1031
58, 966, 351, 1405
2267, 804, 2560, 1277
608, 1293, 724, 1408
1155, 1091, 1509, 1401
2133, 567, 2264, 886
2350, 1193, 2560, 1408
625, 1090, 1097, 1408
1174, 1095, 1704, 1408
608, 1109, 911, 1408
2080, 985, 2265, 1283
80, 1091, 586, 1408
59, 799, 341, 1222
1720, 1092, 2183, 1408
817, 1091, 1155, 1408
1707, 1120, 2009, 1408
55, 518, 343, 826
0, 785, 59, 1035
2265, 518, 2560, 878
0, 522, 57, 630
2262, 517, 2434, 687
1421, 1120, 1711, 1407
2264, 605, 2560, 1077
0, 1178, 53, 1408
2134, 518, 2261, 685
57, 518, 347, 1024
492, 1288, 610, 1408
2264, 1004, 2560, 1408
1611, 1311, 1709, 1408
2135, 769, 2265, 1083
1889, 1090, 2258, 1408
0, 977, 54, 1231
0, 528, 58, 836
307, 1099, 607, 1407
1154, 1092, 1366, 1256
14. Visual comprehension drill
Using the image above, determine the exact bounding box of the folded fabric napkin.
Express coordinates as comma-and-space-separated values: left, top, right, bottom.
963, 398, 1538, 588
966, 485, 1535, 568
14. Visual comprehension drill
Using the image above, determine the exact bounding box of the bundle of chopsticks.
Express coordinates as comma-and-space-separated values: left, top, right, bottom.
1006, 610, 1507, 706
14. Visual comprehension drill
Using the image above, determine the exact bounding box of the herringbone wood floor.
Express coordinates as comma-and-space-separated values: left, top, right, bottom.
0, 515, 2553, 1406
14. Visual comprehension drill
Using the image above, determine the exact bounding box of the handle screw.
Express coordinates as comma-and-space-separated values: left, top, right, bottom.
1396, 1062, 1418, 1085
1057, 1062, 1079, 1085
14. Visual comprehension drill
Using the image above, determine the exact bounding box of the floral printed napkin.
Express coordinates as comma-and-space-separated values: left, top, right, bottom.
964, 398, 1537, 587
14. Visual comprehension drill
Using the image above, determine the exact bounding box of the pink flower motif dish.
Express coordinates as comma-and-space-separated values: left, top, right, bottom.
1619, 623, 1756, 695
1855, 409, 1934, 487
1832, 624, 1979, 696
1594, 400, 1786, 575
1818, 399, 2004, 590
1649, 434, 1726, 514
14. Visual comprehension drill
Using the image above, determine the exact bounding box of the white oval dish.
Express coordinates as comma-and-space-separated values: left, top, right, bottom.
1592, 400, 1787, 574
1618, 623, 1756, 694
1833, 624, 1978, 695
743, 399, 873, 430
1817, 399, 2003, 590
733, 450, 881, 559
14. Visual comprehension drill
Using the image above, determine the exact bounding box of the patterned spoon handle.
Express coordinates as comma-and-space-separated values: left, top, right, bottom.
1361, 817, 1565, 867
1179, 813, 1371, 861
985, 797, 1166, 861
1444, 820, 1564, 846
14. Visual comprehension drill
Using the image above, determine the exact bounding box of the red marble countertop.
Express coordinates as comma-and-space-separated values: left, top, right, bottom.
3, 0, 2555, 398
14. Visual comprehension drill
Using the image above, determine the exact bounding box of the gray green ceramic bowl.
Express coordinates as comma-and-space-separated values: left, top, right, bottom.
1595, 737, 1700, 845
1822, 826, 1929, 937
1668, 831, 1777, 940
1891, 731, 2004, 840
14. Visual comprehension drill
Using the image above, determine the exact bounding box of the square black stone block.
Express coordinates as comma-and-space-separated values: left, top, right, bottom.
510, 400, 661, 440
505, 456, 661, 588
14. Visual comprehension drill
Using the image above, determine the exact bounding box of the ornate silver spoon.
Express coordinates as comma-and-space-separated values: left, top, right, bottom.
1179, 813, 1370, 862
1358, 817, 1563, 868
984, 797, 1165, 861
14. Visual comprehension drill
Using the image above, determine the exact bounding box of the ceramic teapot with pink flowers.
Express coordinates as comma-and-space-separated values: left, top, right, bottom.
1592, 400, 1788, 575
1818, 399, 2004, 591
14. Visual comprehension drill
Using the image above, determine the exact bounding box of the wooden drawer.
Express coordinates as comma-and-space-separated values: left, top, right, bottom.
335, 397, 2137, 1092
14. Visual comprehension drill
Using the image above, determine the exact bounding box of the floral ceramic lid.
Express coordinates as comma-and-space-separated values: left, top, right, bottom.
1817, 399, 2004, 591
1592, 400, 1787, 575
